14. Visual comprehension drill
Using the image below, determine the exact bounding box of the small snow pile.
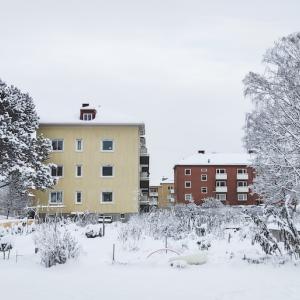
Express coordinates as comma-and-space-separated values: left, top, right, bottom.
169, 252, 208, 267
34, 221, 80, 268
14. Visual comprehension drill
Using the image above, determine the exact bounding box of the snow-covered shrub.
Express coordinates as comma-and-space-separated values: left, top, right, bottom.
118, 216, 143, 250
34, 221, 80, 267
201, 197, 224, 209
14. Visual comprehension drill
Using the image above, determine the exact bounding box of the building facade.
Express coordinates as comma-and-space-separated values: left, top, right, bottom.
174, 151, 258, 206
33, 104, 149, 219
149, 179, 175, 208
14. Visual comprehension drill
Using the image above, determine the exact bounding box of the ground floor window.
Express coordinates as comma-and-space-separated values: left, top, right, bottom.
185, 194, 192, 201
75, 191, 82, 204
201, 187, 208, 194
216, 193, 226, 201
238, 194, 247, 201
102, 191, 113, 203
49, 191, 63, 204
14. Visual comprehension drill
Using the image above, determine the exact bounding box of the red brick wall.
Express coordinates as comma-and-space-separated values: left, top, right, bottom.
174, 165, 258, 205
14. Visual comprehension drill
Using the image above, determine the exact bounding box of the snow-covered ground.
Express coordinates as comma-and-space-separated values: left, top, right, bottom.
1, 221, 300, 300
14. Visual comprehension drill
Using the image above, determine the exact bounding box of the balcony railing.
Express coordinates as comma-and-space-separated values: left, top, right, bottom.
140, 146, 148, 155
215, 186, 227, 192
149, 192, 158, 197
237, 173, 249, 180
216, 173, 227, 180
139, 195, 149, 204
140, 172, 149, 180
237, 186, 249, 193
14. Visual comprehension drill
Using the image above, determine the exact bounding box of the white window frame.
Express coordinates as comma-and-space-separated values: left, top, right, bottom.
75, 191, 83, 204
51, 139, 64, 152
216, 193, 226, 201
238, 194, 248, 201
201, 187, 208, 194
49, 191, 64, 205
185, 181, 191, 188
101, 139, 114, 152
184, 194, 192, 201
83, 113, 93, 121
185, 168, 191, 175
201, 168, 207, 172
216, 181, 227, 187
237, 169, 247, 174
201, 174, 207, 181
216, 169, 226, 174
75, 139, 83, 152
51, 165, 64, 178
101, 191, 114, 203
237, 181, 247, 187
101, 165, 114, 177
75, 164, 83, 177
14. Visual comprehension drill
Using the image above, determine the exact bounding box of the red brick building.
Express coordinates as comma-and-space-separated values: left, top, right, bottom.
174, 151, 259, 205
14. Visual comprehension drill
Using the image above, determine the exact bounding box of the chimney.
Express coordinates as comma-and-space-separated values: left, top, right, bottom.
198, 150, 205, 154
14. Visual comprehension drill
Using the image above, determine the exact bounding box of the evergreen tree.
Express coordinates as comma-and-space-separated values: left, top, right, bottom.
0, 79, 54, 215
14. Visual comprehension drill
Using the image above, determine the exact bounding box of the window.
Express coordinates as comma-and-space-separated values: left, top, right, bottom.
201, 187, 207, 194
185, 169, 191, 175
76, 165, 82, 177
216, 169, 226, 174
75, 191, 82, 204
216, 193, 226, 201
216, 181, 227, 187
83, 113, 93, 121
238, 194, 247, 201
201, 174, 207, 181
49, 191, 63, 204
201, 168, 207, 172
185, 181, 191, 188
102, 165, 113, 177
185, 194, 192, 201
102, 140, 114, 151
120, 214, 125, 220
102, 191, 113, 203
237, 181, 247, 187
52, 139, 63, 151
75, 139, 83, 151
237, 169, 247, 174
51, 165, 63, 177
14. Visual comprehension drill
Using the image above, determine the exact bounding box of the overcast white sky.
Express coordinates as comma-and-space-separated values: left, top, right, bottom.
0, 0, 299, 180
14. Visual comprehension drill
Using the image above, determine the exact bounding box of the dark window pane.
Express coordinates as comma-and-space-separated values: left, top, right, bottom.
102, 166, 113, 176
103, 140, 113, 151
102, 192, 112, 202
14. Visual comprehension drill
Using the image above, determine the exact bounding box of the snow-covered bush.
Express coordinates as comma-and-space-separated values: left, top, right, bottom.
34, 221, 80, 267
118, 216, 143, 250
201, 197, 224, 209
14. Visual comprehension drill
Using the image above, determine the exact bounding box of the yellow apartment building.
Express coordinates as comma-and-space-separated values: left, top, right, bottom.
149, 178, 174, 209
33, 104, 150, 220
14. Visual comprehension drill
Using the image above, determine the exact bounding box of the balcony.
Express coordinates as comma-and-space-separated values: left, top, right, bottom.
216, 173, 227, 180
215, 186, 227, 192
149, 192, 158, 197
140, 146, 149, 156
140, 172, 149, 180
237, 173, 249, 180
139, 195, 149, 204
237, 186, 249, 193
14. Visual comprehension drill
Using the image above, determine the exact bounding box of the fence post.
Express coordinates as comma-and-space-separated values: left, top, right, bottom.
165, 236, 168, 254
112, 244, 115, 264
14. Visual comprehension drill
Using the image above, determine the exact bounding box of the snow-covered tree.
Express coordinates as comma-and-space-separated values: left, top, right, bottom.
243, 32, 300, 258
0, 79, 54, 214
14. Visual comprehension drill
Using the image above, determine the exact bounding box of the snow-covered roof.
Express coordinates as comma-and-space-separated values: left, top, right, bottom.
150, 178, 174, 187
37, 104, 144, 126
175, 152, 252, 166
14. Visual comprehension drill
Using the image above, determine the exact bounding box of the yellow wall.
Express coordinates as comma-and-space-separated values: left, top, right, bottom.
158, 183, 174, 208
34, 125, 140, 214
